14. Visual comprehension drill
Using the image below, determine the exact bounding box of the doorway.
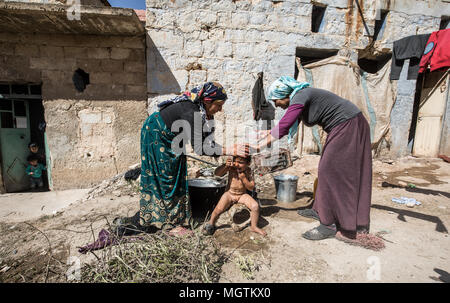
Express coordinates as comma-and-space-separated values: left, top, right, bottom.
0, 83, 49, 193
411, 70, 449, 157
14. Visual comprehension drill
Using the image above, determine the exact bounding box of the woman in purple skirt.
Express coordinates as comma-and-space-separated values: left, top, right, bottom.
253, 76, 372, 242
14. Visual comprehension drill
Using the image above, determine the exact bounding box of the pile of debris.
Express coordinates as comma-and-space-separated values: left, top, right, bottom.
82, 164, 141, 201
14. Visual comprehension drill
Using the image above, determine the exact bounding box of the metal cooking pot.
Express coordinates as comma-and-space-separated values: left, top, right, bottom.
188, 178, 227, 218
273, 174, 299, 203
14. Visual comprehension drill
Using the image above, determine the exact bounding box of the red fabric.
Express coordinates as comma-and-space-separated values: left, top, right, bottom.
419, 29, 450, 73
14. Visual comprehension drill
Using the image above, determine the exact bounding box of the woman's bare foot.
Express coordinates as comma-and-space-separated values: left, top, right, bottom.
250, 226, 267, 236
335, 230, 357, 243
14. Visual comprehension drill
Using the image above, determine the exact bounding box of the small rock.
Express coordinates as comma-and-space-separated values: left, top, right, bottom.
406, 202, 415, 208
382, 176, 388, 180
388, 211, 395, 214
9, 225, 16, 230
81, 217, 87, 221
398, 181, 407, 187
112, 190, 121, 197
12, 249, 17, 255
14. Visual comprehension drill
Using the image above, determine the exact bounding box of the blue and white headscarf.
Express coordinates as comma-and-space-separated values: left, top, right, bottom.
267, 76, 310, 101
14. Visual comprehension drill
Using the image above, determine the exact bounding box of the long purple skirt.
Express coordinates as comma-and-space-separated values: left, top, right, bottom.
312, 112, 372, 232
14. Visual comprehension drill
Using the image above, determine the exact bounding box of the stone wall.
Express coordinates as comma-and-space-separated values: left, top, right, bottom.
145, 0, 448, 157
0, 32, 147, 189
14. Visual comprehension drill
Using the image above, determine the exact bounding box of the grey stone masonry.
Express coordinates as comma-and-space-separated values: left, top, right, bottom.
145, 0, 449, 156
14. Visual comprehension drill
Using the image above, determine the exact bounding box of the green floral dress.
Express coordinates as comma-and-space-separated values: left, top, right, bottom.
139, 112, 192, 229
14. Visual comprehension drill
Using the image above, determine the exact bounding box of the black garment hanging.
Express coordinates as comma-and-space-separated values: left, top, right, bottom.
251, 72, 275, 122
390, 33, 431, 80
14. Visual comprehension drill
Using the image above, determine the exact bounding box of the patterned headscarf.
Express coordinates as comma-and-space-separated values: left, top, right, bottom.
267, 76, 310, 101
158, 82, 227, 121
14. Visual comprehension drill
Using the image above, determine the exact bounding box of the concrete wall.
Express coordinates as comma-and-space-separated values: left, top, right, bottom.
145, 0, 448, 158
0, 32, 147, 189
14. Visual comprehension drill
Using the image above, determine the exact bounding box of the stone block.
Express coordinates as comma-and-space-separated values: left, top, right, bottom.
30, 57, 76, 71
40, 46, 65, 58
215, 41, 233, 57
112, 72, 146, 85
148, 30, 184, 49
99, 59, 124, 72
121, 37, 145, 49
178, 12, 202, 33
110, 48, 132, 60
217, 11, 232, 27
197, 11, 218, 27
233, 43, 253, 58
222, 59, 244, 72
15, 44, 40, 57
41, 70, 72, 84
249, 12, 267, 26
90, 72, 113, 84
224, 29, 248, 42
147, 70, 184, 94
76, 59, 102, 72
124, 61, 146, 73
189, 69, 207, 85
185, 41, 203, 57
125, 85, 147, 96
64, 46, 88, 58
87, 48, 111, 60
0, 42, 15, 56
231, 12, 250, 28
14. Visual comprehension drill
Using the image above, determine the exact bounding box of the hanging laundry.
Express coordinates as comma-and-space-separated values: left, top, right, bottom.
390, 34, 431, 80
419, 28, 450, 73
251, 72, 275, 122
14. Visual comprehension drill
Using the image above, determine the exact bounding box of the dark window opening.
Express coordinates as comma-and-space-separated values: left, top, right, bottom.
373, 10, 388, 40
0, 99, 12, 111
11, 84, 28, 95
311, 5, 327, 33
295, 47, 338, 79
358, 53, 392, 74
14, 101, 26, 117
30, 85, 42, 95
72, 68, 90, 92
0, 84, 10, 94
440, 16, 450, 30
1, 112, 14, 128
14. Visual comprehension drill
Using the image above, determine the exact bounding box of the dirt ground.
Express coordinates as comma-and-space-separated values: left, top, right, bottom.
0, 155, 449, 283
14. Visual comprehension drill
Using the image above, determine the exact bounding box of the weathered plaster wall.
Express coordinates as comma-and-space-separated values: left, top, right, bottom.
0, 32, 147, 189
145, 0, 447, 158
440, 77, 450, 155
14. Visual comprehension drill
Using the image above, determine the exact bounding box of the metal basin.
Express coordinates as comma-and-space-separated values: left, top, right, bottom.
188, 178, 226, 218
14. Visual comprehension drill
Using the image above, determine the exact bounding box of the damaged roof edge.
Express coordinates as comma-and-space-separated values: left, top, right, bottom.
0, 2, 145, 36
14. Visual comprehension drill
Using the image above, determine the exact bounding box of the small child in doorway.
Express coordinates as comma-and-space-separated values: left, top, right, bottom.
28, 142, 46, 165
203, 155, 267, 236
26, 154, 46, 190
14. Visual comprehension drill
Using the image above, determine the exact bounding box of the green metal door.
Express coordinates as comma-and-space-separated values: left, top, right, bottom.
0, 99, 31, 192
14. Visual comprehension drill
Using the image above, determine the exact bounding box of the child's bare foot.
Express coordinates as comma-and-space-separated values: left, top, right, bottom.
250, 226, 267, 236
